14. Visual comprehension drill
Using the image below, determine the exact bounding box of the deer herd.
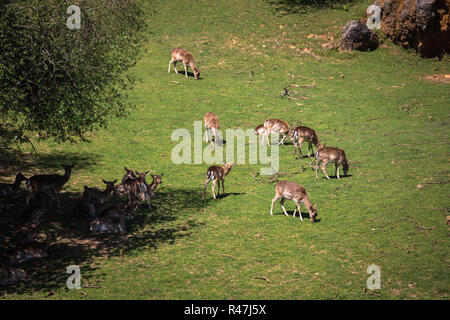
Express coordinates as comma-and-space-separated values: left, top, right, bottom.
0, 47, 350, 286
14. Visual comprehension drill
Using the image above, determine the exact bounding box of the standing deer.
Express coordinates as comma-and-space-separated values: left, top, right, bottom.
270, 181, 318, 222
204, 112, 221, 145
114, 167, 136, 196
83, 179, 117, 205
254, 124, 267, 145
168, 48, 200, 79
312, 146, 349, 180
263, 119, 291, 146
27, 163, 74, 208
145, 173, 164, 210
0, 172, 27, 197
290, 126, 323, 158
203, 163, 236, 200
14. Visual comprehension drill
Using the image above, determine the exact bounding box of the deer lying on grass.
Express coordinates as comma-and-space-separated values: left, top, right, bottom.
168, 47, 200, 79
263, 119, 291, 146
0, 172, 27, 197
0, 264, 26, 286
270, 181, 318, 222
254, 124, 267, 145
90, 211, 127, 234
290, 126, 323, 158
27, 163, 74, 208
311, 146, 349, 180
98, 203, 134, 221
3, 232, 56, 265
20, 192, 50, 228
83, 179, 117, 205
145, 173, 164, 210
203, 163, 236, 200
204, 112, 221, 145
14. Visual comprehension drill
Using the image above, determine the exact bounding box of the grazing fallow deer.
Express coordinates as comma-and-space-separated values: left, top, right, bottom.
204, 112, 220, 145
0, 264, 26, 286
203, 163, 236, 200
168, 47, 200, 79
145, 173, 164, 210
263, 119, 291, 146
290, 126, 322, 158
312, 146, 349, 180
27, 163, 75, 208
254, 124, 267, 145
83, 179, 117, 205
270, 181, 318, 222
0, 172, 27, 197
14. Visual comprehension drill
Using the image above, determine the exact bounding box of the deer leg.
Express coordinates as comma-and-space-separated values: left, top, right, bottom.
216, 179, 220, 196
280, 198, 289, 216
307, 141, 312, 157
183, 63, 188, 77
173, 61, 178, 74
203, 178, 211, 200
211, 179, 217, 200
222, 178, 225, 195
147, 198, 152, 210
336, 163, 340, 179
298, 138, 305, 157
315, 159, 322, 180
294, 200, 304, 221
168, 59, 175, 73
270, 194, 281, 216
322, 161, 331, 180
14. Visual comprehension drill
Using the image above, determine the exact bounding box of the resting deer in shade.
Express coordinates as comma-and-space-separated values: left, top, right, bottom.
168, 48, 200, 79
203, 163, 235, 200
270, 181, 318, 222
27, 163, 74, 208
0, 264, 26, 286
254, 124, 267, 145
263, 119, 291, 146
0, 172, 27, 197
204, 112, 221, 145
290, 126, 323, 158
312, 146, 349, 180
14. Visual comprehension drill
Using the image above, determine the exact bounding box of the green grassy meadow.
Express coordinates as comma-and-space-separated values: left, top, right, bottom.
1, 0, 449, 299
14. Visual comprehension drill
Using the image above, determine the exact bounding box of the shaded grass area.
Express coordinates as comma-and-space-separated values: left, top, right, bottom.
1, 0, 449, 299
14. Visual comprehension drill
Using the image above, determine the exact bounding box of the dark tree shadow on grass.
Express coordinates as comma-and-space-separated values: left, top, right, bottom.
267, 0, 356, 14
0, 187, 209, 295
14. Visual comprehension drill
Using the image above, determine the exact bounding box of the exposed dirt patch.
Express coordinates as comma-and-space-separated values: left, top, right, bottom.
422, 73, 450, 83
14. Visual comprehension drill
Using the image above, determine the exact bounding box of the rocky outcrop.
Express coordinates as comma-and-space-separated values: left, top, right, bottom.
339, 20, 380, 51
373, 0, 450, 58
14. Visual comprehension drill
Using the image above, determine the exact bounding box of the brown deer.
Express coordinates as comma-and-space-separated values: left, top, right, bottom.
168, 48, 200, 79
27, 163, 75, 208
263, 119, 291, 146
98, 203, 134, 221
254, 124, 267, 145
83, 179, 117, 205
20, 192, 50, 227
312, 146, 349, 180
290, 126, 323, 158
145, 173, 164, 210
204, 112, 220, 145
123, 172, 150, 211
0, 264, 26, 286
270, 181, 318, 222
75, 186, 96, 218
3, 232, 56, 264
203, 163, 236, 200
0, 172, 27, 197
90, 211, 126, 234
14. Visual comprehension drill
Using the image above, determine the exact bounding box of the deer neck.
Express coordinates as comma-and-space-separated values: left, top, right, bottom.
302, 196, 314, 214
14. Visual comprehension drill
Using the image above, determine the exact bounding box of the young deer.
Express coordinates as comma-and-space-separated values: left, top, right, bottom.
27, 163, 75, 208
290, 126, 323, 158
270, 181, 318, 222
204, 112, 220, 145
0, 172, 27, 197
168, 48, 200, 79
203, 163, 236, 200
313, 146, 349, 180
145, 173, 164, 210
254, 124, 267, 145
263, 119, 291, 146
83, 179, 117, 205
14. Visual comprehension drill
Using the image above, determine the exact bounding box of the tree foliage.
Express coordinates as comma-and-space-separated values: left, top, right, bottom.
0, 0, 149, 148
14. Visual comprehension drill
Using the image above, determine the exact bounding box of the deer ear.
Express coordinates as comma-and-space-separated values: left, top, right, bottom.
103, 179, 107, 184
151, 174, 155, 178
160, 173, 164, 177
145, 171, 150, 176
113, 179, 118, 184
